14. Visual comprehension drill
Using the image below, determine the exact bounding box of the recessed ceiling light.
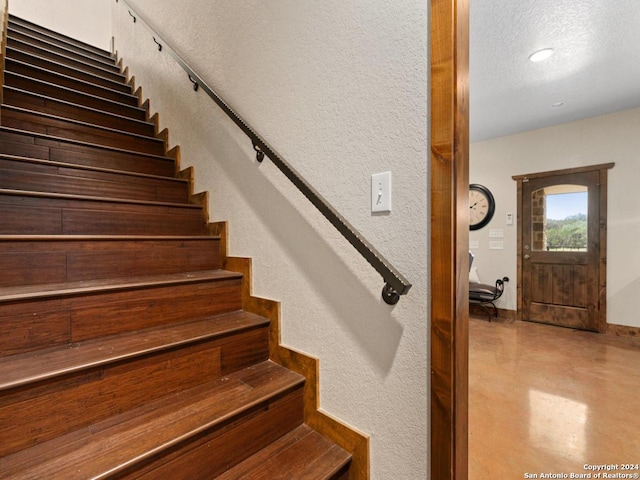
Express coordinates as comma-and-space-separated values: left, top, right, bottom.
551, 102, 565, 108
529, 48, 554, 62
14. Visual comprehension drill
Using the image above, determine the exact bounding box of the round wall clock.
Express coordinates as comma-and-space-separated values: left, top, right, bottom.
469, 183, 495, 231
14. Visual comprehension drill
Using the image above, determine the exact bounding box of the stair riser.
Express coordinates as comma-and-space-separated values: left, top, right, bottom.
8, 37, 124, 83
0, 194, 205, 236
0, 277, 243, 355
9, 16, 111, 59
118, 389, 304, 480
0, 328, 270, 458
4, 88, 154, 136
6, 58, 138, 105
8, 28, 118, 75
0, 130, 175, 177
0, 160, 187, 203
6, 47, 131, 93
0, 239, 220, 288
1, 108, 165, 155
5, 72, 143, 118
8, 22, 114, 64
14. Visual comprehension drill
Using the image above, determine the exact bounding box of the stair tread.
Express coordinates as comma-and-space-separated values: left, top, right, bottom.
9, 15, 112, 58
0, 163, 186, 202
5, 46, 131, 93
6, 58, 137, 101
0, 234, 215, 240
7, 25, 117, 68
0, 153, 186, 185
7, 23, 113, 63
5, 71, 140, 110
2, 104, 164, 147
0, 311, 267, 391
0, 187, 199, 208
8, 35, 121, 76
4, 85, 152, 130
217, 425, 352, 480
0, 269, 241, 302
0, 126, 171, 162
0, 361, 304, 479
8, 36, 124, 82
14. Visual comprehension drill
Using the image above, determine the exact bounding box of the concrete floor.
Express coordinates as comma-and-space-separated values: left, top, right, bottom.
469, 317, 640, 479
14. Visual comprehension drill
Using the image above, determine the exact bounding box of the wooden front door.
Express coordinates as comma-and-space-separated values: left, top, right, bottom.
514, 164, 613, 332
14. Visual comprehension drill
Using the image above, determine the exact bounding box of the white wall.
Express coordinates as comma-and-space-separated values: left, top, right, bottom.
471, 107, 640, 328
112, 2, 429, 479
9, 0, 111, 50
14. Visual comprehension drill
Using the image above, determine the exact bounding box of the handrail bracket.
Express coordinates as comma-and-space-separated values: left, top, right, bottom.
253, 142, 265, 162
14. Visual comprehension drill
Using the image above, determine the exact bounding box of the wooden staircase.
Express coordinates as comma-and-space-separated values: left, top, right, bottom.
0, 15, 352, 479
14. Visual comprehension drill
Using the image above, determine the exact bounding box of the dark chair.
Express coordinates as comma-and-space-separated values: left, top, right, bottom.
469, 276, 509, 321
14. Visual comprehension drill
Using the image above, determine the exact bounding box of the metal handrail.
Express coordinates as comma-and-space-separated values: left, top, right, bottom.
115, 0, 411, 304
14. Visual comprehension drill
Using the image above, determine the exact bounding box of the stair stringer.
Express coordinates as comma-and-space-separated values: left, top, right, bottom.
215, 221, 370, 480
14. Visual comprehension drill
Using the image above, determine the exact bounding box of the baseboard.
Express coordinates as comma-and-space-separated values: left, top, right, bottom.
215, 221, 369, 480
607, 323, 640, 342
469, 304, 516, 322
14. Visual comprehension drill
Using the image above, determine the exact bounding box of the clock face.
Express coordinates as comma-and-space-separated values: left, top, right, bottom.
469, 184, 495, 230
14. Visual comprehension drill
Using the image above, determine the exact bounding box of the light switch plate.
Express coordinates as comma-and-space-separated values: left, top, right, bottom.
489, 241, 504, 250
372, 171, 392, 213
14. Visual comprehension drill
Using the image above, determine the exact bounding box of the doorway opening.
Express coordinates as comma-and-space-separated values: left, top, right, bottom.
513, 163, 613, 332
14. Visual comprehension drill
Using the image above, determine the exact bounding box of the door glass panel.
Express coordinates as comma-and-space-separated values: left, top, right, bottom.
531, 184, 588, 252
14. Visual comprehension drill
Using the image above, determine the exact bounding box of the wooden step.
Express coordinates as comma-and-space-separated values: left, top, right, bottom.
0, 153, 187, 202
7, 36, 125, 83
9, 14, 112, 60
5, 45, 132, 93
0, 127, 176, 177
0, 361, 302, 478
0, 311, 268, 392
4, 86, 156, 136
1, 105, 166, 155
217, 425, 352, 480
7, 27, 121, 75
8, 19, 114, 63
0, 235, 220, 288
0, 188, 206, 235
0, 313, 270, 457
0, 269, 243, 354
6, 57, 139, 105
5, 72, 143, 119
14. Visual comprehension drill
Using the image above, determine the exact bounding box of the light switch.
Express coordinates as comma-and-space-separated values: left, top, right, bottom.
372, 171, 392, 213
489, 241, 504, 250
506, 213, 513, 225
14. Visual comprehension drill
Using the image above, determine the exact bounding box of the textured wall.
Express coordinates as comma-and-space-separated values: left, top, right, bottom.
9, 0, 111, 50
112, 1, 429, 479
471, 107, 640, 328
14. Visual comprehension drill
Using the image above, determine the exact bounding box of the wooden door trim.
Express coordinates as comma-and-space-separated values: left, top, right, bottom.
512, 163, 614, 329
512, 162, 614, 181
430, 0, 469, 478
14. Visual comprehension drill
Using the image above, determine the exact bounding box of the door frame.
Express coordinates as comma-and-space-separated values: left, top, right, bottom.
512, 163, 614, 331
430, 0, 469, 478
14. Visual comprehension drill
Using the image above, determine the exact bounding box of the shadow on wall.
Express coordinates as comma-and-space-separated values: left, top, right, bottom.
190, 113, 405, 375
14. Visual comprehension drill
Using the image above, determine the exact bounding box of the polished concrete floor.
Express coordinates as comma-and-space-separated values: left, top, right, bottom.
469, 317, 640, 479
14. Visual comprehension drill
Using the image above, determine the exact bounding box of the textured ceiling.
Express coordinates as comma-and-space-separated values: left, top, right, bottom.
470, 0, 640, 142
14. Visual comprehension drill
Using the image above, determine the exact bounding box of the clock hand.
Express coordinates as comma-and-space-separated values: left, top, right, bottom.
470, 202, 478, 209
